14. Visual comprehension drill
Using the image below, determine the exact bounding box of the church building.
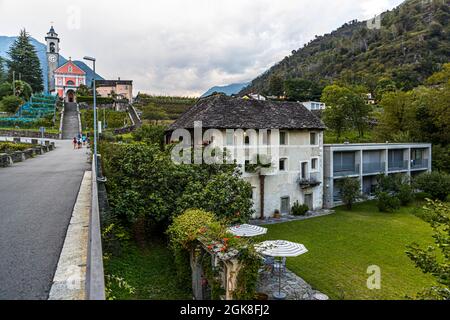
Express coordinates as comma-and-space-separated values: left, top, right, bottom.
45, 26, 86, 102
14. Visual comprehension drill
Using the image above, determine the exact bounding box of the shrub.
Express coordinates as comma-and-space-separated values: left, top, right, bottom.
291, 201, 309, 216
376, 192, 401, 212
376, 174, 404, 194
1, 95, 23, 114
132, 124, 166, 148
398, 184, 415, 206
414, 172, 450, 201
77, 95, 114, 105
340, 178, 362, 210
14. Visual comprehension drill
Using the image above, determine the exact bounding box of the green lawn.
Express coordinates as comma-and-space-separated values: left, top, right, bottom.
104, 241, 191, 300
261, 201, 437, 300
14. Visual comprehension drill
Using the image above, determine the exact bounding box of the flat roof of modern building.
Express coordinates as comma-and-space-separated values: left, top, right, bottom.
324, 143, 431, 149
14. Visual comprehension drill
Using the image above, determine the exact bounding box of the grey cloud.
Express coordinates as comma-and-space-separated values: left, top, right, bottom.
0, 0, 403, 96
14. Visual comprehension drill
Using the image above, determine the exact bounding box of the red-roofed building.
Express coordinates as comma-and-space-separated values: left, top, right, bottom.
54, 59, 86, 102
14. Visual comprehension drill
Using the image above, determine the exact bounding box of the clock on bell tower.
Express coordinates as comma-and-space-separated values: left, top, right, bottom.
45, 25, 60, 93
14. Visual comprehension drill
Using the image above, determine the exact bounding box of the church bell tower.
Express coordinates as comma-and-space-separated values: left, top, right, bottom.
45, 26, 60, 93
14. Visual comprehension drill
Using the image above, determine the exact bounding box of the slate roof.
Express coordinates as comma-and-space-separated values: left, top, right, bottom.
168, 94, 326, 131
96, 80, 133, 87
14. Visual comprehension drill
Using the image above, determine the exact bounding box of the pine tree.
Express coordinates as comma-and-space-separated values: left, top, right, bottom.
0, 57, 5, 82
7, 29, 44, 93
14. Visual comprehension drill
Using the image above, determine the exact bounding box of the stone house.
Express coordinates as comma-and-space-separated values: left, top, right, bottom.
166, 94, 326, 219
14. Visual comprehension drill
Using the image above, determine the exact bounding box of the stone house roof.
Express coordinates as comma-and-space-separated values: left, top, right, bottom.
167, 94, 326, 131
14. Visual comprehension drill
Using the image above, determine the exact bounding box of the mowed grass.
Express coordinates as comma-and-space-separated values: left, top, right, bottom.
261, 201, 437, 300
104, 241, 191, 300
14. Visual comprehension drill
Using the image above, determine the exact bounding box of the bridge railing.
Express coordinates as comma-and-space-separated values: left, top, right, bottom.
86, 154, 106, 300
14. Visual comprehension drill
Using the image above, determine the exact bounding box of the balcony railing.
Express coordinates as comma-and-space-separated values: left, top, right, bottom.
411, 159, 429, 169
333, 164, 360, 177
388, 160, 408, 171
363, 162, 386, 174
299, 172, 321, 189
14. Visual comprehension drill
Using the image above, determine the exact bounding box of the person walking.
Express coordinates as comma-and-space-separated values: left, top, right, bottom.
77, 138, 82, 149
73, 137, 77, 150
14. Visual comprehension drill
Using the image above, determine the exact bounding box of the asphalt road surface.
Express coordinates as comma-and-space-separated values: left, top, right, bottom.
0, 140, 90, 299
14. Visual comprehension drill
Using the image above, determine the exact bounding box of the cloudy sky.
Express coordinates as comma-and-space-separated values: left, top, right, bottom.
0, 0, 404, 96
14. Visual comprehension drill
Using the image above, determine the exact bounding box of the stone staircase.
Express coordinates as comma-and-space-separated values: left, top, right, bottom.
62, 102, 80, 140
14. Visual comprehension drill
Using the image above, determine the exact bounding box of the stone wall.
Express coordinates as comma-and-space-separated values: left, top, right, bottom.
0, 140, 56, 168
0, 129, 59, 140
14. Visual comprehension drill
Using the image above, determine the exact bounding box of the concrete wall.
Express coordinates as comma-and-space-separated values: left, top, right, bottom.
323, 143, 432, 208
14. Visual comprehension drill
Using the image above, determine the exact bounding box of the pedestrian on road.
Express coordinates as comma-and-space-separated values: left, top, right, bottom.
77, 139, 82, 149
73, 137, 77, 150
82, 134, 87, 146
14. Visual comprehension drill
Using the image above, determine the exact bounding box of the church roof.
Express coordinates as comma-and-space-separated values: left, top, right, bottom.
54, 60, 86, 76
46, 26, 58, 38
167, 94, 326, 131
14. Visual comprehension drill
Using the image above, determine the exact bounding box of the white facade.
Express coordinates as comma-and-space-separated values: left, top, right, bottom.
196, 129, 324, 219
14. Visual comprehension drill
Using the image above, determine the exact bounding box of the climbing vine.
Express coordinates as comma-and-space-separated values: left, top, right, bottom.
167, 209, 262, 300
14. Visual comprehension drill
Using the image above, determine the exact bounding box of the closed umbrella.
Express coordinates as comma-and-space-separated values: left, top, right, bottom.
255, 240, 308, 299
228, 224, 267, 237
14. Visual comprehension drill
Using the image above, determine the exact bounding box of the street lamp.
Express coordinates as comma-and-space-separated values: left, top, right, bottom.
83, 56, 99, 177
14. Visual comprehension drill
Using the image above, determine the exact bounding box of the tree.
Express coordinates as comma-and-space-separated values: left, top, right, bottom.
284, 78, 322, 101
1, 95, 23, 114
0, 82, 12, 100
76, 84, 91, 97
406, 200, 450, 300
321, 84, 370, 139
100, 142, 254, 238
414, 172, 450, 202
176, 173, 254, 224
7, 29, 44, 93
132, 124, 167, 150
0, 57, 5, 83
340, 178, 362, 210
13, 80, 32, 100
268, 75, 284, 97
376, 91, 416, 141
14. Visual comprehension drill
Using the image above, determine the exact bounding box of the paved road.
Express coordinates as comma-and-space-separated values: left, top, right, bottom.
62, 102, 80, 139
0, 140, 90, 299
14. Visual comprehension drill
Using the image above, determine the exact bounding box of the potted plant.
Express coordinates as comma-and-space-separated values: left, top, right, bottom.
273, 209, 281, 219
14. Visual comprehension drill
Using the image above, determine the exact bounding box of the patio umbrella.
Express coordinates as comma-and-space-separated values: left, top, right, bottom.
228, 224, 268, 237
255, 240, 308, 300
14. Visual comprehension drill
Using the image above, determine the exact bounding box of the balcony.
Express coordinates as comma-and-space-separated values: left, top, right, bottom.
333, 164, 360, 177
299, 172, 321, 189
411, 159, 429, 170
363, 162, 385, 174
388, 160, 408, 171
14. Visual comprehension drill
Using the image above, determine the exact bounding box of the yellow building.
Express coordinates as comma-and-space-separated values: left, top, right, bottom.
96, 79, 133, 102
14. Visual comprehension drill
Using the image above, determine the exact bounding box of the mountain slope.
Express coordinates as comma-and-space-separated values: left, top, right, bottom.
201, 82, 250, 97
242, 0, 450, 94
0, 36, 103, 92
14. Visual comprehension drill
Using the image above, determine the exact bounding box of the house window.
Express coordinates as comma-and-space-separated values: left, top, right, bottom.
226, 131, 234, 146
280, 197, 290, 215
279, 158, 287, 171
245, 136, 250, 145
301, 162, 309, 179
280, 132, 287, 145
68, 66, 73, 72
311, 158, 318, 171
310, 132, 317, 145
262, 130, 271, 145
